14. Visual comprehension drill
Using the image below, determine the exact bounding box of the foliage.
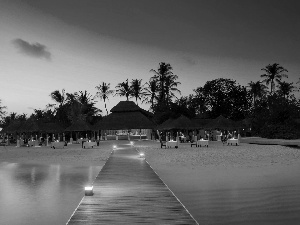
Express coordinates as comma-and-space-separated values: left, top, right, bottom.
115, 79, 132, 101
144, 79, 158, 111
260, 63, 288, 94
130, 79, 146, 105
1, 112, 27, 128
193, 78, 251, 120
0, 99, 7, 125
260, 119, 300, 139
247, 81, 267, 107
276, 80, 295, 99
95, 82, 114, 115
251, 94, 300, 138
150, 62, 181, 112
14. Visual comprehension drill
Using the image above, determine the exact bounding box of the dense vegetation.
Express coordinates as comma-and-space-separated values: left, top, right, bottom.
1, 62, 300, 139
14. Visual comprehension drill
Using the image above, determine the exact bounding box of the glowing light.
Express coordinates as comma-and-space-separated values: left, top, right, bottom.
113, 145, 117, 149
139, 153, 145, 158
85, 186, 94, 196
130, 141, 134, 145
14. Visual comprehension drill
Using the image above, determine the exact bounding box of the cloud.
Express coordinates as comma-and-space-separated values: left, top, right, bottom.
12, 38, 51, 60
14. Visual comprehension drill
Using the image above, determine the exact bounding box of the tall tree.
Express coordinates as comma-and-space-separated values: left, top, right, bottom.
50, 89, 66, 107
150, 62, 181, 111
95, 82, 114, 115
0, 99, 7, 123
276, 81, 295, 99
247, 81, 267, 107
150, 62, 174, 105
115, 79, 132, 101
144, 79, 158, 111
130, 79, 146, 105
194, 78, 251, 120
260, 63, 288, 94
164, 74, 181, 106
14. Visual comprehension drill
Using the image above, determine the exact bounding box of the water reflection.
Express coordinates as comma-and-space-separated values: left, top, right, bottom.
0, 162, 101, 225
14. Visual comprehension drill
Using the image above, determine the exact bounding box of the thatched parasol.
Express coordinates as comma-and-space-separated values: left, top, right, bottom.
204, 115, 238, 130
18, 120, 40, 133
190, 118, 212, 129
157, 115, 194, 130
93, 101, 155, 130
1, 121, 23, 133
65, 120, 92, 132
39, 122, 65, 133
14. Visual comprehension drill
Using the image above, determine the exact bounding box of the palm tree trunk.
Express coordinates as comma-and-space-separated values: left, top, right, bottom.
104, 101, 108, 115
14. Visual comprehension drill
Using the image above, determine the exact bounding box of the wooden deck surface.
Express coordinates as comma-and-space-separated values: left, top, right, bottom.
67, 144, 198, 224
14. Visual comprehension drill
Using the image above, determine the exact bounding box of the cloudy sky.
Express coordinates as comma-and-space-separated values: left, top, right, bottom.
1, 0, 300, 115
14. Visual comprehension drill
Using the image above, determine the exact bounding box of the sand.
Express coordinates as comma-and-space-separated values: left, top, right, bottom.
0, 141, 113, 167
1, 140, 300, 224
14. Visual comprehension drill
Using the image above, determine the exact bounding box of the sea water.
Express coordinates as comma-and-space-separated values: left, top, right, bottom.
0, 162, 101, 225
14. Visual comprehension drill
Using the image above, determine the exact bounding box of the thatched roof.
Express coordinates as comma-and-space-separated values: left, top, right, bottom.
1, 121, 23, 133
204, 115, 238, 130
93, 111, 155, 130
39, 122, 65, 133
18, 120, 40, 132
93, 101, 155, 130
157, 115, 194, 130
190, 118, 212, 129
65, 120, 92, 132
111, 101, 141, 112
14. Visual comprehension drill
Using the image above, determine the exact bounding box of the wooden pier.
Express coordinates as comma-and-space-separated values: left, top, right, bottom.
67, 144, 198, 224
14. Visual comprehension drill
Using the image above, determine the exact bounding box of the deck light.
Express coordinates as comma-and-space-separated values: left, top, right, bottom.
113, 145, 117, 149
130, 141, 134, 145
85, 186, 94, 196
139, 153, 145, 158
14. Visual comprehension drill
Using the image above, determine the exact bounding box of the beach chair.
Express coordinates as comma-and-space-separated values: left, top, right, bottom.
191, 135, 197, 147
160, 139, 167, 148
221, 135, 227, 145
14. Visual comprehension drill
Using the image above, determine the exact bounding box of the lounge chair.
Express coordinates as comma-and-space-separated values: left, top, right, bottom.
191, 136, 197, 147
160, 139, 167, 148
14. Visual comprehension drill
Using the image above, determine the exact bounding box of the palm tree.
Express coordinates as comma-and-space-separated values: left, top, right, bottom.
67, 90, 100, 123
95, 82, 114, 115
247, 81, 267, 106
50, 89, 66, 107
150, 62, 174, 104
130, 79, 146, 105
144, 79, 158, 110
164, 74, 181, 106
260, 63, 288, 94
115, 79, 132, 101
277, 81, 295, 99
0, 99, 7, 122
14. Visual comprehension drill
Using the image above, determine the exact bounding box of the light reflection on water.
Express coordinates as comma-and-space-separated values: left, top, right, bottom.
0, 162, 101, 225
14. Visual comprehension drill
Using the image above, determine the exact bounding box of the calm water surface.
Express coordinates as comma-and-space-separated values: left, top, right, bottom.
0, 162, 101, 225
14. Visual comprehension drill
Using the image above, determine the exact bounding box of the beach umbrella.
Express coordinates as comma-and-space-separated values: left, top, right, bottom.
1, 120, 23, 133
157, 115, 194, 130
65, 120, 92, 132
204, 115, 238, 130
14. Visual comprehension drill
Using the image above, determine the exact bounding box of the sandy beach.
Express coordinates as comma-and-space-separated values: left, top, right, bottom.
1, 140, 300, 224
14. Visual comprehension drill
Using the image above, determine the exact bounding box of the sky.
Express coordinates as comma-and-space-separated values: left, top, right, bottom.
1, 0, 300, 116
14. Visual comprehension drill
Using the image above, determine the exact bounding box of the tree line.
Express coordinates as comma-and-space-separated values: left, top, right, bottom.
1, 62, 300, 139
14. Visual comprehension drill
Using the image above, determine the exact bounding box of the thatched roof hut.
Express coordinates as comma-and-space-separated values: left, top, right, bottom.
204, 115, 238, 130
93, 101, 155, 130
157, 115, 194, 130
65, 120, 92, 132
